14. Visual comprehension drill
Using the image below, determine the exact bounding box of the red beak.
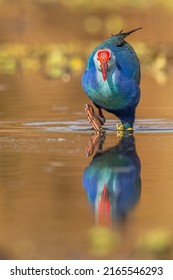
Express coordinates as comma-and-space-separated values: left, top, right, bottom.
97, 50, 110, 81
100, 62, 108, 81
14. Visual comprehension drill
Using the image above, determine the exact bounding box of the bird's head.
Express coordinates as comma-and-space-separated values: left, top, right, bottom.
94, 48, 115, 81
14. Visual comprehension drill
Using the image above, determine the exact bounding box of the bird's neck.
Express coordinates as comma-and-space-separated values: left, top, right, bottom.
108, 64, 120, 78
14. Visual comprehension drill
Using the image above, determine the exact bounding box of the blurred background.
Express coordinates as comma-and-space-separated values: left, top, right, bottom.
0, 0, 173, 120
0, 0, 173, 261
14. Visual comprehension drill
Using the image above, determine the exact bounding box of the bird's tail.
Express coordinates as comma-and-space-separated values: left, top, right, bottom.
118, 27, 142, 39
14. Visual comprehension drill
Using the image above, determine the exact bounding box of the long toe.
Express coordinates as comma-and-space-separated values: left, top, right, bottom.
127, 127, 133, 131
116, 124, 125, 131
85, 104, 103, 131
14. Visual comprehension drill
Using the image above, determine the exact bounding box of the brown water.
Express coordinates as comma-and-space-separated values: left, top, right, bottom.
0, 1, 173, 260
0, 72, 173, 260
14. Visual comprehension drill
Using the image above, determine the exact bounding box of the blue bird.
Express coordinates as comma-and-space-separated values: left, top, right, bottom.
82, 133, 141, 223
81, 27, 142, 131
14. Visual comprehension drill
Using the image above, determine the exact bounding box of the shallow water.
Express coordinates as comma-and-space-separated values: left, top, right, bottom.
0, 124, 173, 260
0, 72, 173, 260
0, 1, 173, 260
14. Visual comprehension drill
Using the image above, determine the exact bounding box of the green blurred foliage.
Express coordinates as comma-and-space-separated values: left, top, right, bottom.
0, 0, 171, 83
138, 229, 172, 254
0, 42, 170, 84
135, 228, 173, 260
87, 226, 120, 256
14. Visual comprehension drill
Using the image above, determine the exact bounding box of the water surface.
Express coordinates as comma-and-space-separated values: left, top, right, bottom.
0, 73, 173, 259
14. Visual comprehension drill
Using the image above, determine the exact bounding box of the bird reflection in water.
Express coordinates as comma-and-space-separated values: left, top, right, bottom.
82, 133, 141, 225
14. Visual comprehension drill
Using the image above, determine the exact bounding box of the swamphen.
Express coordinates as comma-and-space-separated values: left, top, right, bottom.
82, 133, 141, 223
82, 27, 142, 131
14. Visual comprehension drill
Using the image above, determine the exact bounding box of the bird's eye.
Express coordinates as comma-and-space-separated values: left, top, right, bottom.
97, 57, 99, 60
109, 57, 111, 60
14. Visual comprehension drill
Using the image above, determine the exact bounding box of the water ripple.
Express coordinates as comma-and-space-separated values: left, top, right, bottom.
24, 119, 173, 133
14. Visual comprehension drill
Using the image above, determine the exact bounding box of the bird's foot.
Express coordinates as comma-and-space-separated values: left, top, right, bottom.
127, 127, 133, 131
85, 132, 105, 157
116, 124, 125, 131
85, 104, 105, 132
116, 124, 133, 137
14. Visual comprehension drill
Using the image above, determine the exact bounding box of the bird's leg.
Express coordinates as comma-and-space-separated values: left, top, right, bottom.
85, 132, 105, 157
98, 108, 106, 125
116, 111, 135, 133
85, 104, 106, 132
